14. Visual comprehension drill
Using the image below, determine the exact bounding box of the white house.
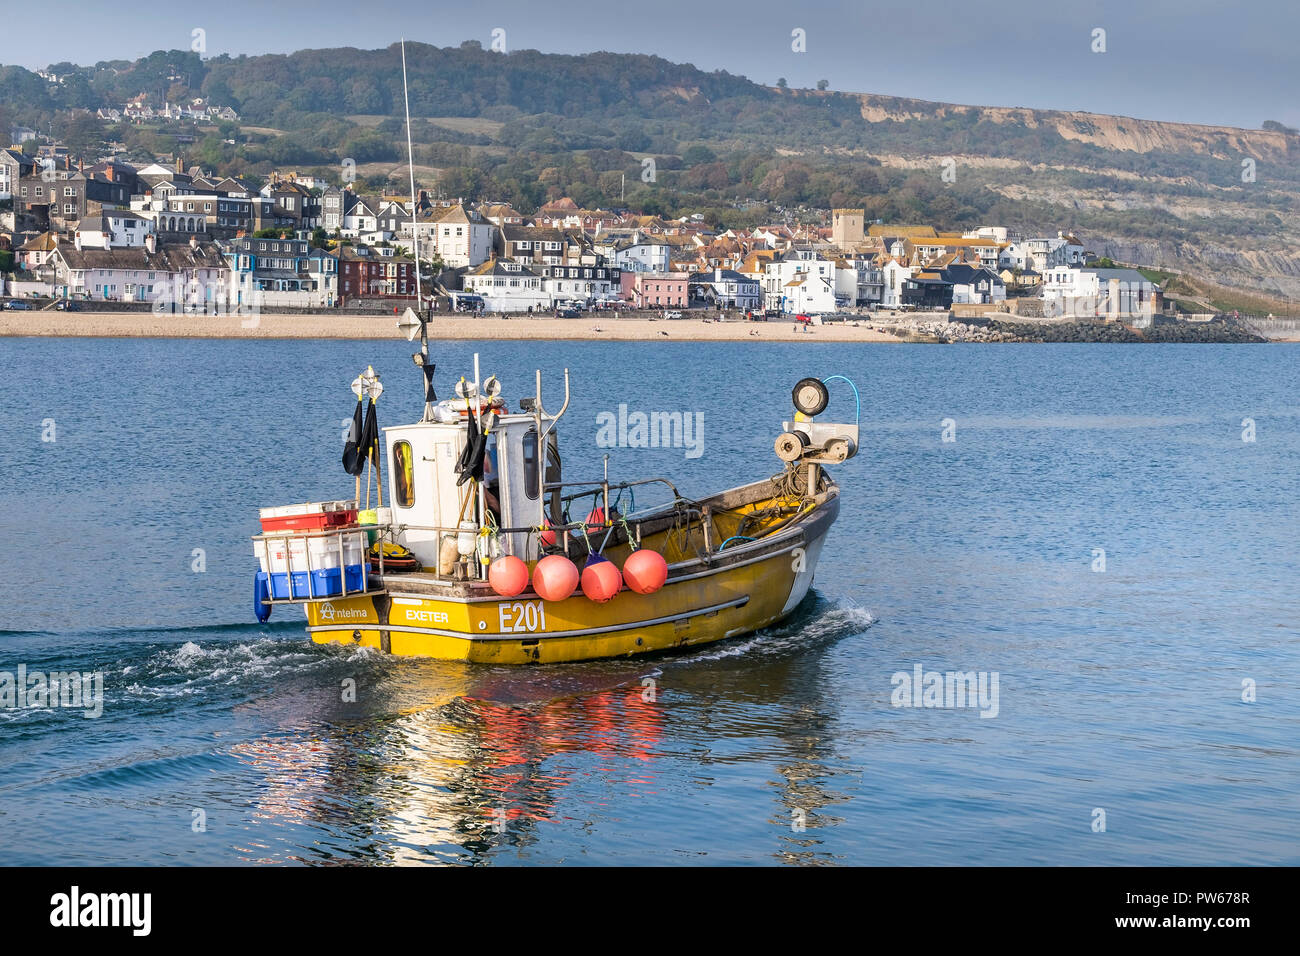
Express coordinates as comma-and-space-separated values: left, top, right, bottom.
834, 257, 885, 307
942, 264, 1006, 305
75, 210, 155, 249
608, 237, 671, 273
1041, 266, 1160, 318
462, 258, 552, 312
542, 262, 622, 304
1002, 234, 1087, 273
881, 259, 915, 308
689, 268, 761, 310
402, 204, 496, 269
763, 250, 838, 313
48, 237, 229, 305
341, 198, 379, 239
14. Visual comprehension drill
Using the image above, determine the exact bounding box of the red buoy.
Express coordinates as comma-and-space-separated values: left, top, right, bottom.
533, 554, 579, 602
538, 522, 556, 548
488, 555, 530, 597
623, 549, 668, 594
584, 507, 605, 532
581, 554, 622, 603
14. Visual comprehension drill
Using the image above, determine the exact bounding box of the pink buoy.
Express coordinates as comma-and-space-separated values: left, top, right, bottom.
584, 507, 605, 531
623, 549, 668, 595
538, 522, 556, 548
533, 554, 580, 602
488, 555, 530, 598
581, 554, 623, 603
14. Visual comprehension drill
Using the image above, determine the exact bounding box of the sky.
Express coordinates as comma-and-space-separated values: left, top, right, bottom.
9, 0, 1299, 130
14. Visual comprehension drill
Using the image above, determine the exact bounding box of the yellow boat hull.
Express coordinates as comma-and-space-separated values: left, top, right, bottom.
305, 492, 836, 664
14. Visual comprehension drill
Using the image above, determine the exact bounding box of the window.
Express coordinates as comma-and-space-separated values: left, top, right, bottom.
63, 186, 74, 196
522, 429, 539, 500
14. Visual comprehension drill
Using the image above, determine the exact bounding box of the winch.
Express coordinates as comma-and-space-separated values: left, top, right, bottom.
775, 376, 860, 465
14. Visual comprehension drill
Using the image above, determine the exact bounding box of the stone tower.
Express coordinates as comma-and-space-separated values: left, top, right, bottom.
832, 208, 865, 247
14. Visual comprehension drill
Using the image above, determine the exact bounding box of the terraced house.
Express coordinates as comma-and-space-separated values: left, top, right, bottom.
338, 245, 416, 304
225, 236, 337, 308
45, 235, 228, 304
17, 167, 131, 233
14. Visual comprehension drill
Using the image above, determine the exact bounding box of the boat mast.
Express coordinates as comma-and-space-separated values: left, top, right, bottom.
400, 38, 436, 421
401, 38, 421, 309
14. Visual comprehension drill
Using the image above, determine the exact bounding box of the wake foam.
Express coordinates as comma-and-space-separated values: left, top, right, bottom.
674, 595, 874, 663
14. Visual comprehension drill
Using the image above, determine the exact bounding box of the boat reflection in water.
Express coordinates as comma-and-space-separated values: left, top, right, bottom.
225, 597, 868, 865
227, 660, 665, 864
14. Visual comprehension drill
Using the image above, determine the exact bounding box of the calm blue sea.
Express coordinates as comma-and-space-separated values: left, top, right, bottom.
1, 337, 1297, 865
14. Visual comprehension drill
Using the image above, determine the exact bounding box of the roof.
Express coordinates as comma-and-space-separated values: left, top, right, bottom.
502, 224, 569, 243
941, 264, 1002, 284
466, 258, 542, 278
868, 224, 937, 238
689, 269, 754, 283
54, 240, 225, 272
337, 246, 413, 262
21, 232, 59, 252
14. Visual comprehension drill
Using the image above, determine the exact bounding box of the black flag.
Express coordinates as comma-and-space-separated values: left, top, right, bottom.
343, 399, 378, 476
342, 399, 365, 476
455, 411, 487, 486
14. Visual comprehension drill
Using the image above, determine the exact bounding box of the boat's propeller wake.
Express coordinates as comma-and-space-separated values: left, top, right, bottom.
672, 593, 874, 663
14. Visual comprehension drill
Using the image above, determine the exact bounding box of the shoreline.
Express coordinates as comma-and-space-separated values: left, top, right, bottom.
0, 311, 907, 342
1, 310, 1293, 343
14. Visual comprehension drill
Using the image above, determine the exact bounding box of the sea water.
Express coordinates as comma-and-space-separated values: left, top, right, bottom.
0, 337, 1296, 865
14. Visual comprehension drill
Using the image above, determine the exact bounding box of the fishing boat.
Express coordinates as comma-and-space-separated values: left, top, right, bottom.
251, 342, 860, 664
247, 38, 861, 664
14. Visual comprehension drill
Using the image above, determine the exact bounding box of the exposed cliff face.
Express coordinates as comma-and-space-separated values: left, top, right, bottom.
836, 92, 1299, 301
855, 94, 1295, 162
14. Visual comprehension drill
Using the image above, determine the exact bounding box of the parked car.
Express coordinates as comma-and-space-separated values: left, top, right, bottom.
56, 300, 78, 311
3, 299, 32, 310
557, 308, 580, 318
664, 310, 683, 320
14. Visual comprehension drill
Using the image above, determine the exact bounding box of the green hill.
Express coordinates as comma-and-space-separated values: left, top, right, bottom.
3, 41, 1297, 298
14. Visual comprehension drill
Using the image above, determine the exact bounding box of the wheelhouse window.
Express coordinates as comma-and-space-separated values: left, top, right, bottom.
522, 429, 539, 500
392, 440, 415, 508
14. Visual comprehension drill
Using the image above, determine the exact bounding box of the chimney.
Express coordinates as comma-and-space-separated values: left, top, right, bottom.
189, 235, 198, 252
145, 233, 156, 254
74, 232, 81, 251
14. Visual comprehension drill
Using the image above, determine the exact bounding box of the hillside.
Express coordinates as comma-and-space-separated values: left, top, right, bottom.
2, 42, 1297, 298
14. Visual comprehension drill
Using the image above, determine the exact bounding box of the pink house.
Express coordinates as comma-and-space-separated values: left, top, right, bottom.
629, 271, 689, 309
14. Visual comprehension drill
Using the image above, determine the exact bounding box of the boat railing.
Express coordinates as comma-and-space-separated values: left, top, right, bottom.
251, 525, 383, 604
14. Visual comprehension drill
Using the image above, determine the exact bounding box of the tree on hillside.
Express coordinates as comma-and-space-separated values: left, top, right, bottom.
58, 113, 104, 160
776, 78, 788, 89
817, 79, 829, 91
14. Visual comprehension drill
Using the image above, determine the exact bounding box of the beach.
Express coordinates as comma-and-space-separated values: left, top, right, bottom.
0, 310, 904, 342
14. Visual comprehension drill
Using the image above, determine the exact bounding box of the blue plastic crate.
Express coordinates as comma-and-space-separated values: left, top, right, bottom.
268, 570, 311, 599
311, 564, 366, 596
267, 564, 365, 599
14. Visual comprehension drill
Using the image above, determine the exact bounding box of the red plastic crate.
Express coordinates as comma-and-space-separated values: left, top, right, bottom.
259, 502, 358, 533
